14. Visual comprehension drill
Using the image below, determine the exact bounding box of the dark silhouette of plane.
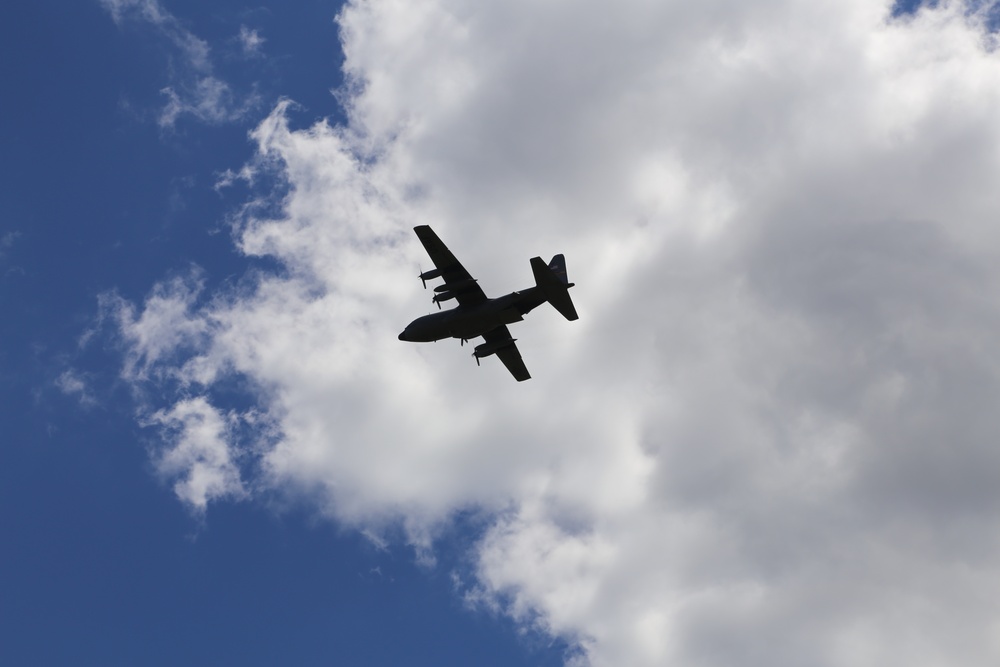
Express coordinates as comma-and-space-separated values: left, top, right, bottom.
398, 225, 578, 381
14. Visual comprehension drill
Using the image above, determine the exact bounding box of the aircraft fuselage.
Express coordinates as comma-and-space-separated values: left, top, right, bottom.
398, 288, 545, 342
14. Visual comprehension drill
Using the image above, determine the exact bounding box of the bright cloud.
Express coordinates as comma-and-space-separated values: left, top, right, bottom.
107, 271, 210, 382
146, 396, 246, 511
117, 0, 1000, 665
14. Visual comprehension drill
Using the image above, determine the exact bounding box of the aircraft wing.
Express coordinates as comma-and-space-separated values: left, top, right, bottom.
483, 325, 531, 382
414, 225, 489, 307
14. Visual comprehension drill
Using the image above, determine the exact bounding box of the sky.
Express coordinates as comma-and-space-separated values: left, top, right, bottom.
5, 1, 1000, 665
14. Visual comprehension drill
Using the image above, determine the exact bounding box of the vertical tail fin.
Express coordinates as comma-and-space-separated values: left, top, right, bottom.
530, 255, 579, 321
547, 254, 569, 283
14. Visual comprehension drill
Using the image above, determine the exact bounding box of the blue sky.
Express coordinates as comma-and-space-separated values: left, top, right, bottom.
6, 2, 1000, 666
1, 2, 562, 665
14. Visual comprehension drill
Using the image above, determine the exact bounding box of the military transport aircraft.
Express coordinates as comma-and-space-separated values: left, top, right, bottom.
398, 225, 578, 381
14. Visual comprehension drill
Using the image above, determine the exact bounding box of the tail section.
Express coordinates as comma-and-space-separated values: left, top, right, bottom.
530, 254, 579, 321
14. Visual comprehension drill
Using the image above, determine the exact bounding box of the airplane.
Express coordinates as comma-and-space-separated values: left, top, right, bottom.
398, 225, 578, 381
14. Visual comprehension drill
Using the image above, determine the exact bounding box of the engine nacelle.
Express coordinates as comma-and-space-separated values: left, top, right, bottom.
473, 338, 516, 360
434, 278, 477, 293
433, 291, 458, 304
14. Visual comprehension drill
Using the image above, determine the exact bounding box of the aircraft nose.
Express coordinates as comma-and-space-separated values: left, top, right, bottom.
398, 330, 408, 341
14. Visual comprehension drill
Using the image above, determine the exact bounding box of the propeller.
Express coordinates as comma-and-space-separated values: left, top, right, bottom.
418, 267, 444, 288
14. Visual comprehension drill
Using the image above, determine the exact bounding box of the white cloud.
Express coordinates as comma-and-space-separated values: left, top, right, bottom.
158, 77, 256, 129
100, 0, 258, 128
117, 0, 1000, 664
146, 396, 246, 511
108, 271, 210, 382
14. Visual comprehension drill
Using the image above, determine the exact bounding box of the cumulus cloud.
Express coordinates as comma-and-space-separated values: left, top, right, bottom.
116, 0, 1000, 664
100, 0, 258, 127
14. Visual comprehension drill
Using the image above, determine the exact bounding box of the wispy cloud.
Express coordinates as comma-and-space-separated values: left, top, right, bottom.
105, 270, 210, 382
114, 0, 1000, 665
0, 231, 20, 259
100, 0, 210, 67
238, 26, 266, 58
157, 77, 255, 129
1, 231, 24, 278
55, 370, 98, 409
100, 0, 258, 128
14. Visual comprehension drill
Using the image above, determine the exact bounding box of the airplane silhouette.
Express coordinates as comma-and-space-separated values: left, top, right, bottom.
398, 225, 578, 381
